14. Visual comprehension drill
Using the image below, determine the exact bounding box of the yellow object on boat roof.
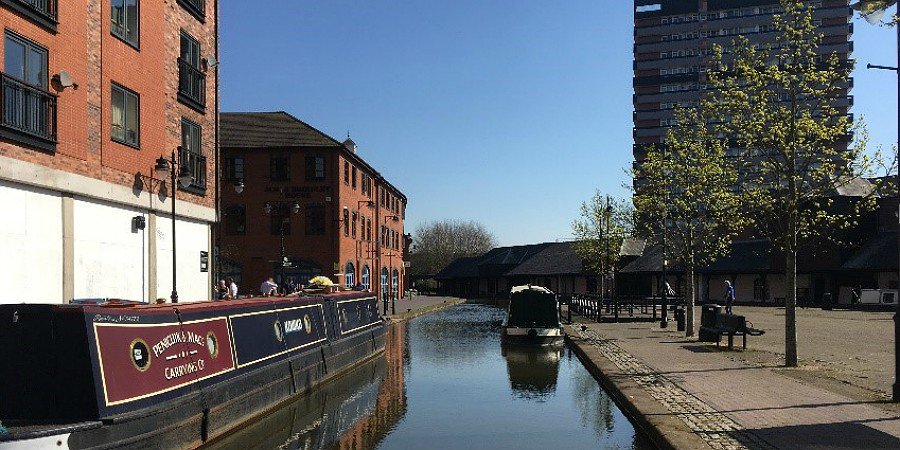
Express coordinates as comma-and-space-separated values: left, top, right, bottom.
309, 276, 334, 286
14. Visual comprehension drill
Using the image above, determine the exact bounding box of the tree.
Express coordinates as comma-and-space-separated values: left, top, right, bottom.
571, 191, 633, 297
633, 106, 747, 337
410, 219, 497, 277
708, 0, 877, 365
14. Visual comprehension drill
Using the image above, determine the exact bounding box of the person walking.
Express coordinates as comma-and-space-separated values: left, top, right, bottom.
723, 280, 735, 314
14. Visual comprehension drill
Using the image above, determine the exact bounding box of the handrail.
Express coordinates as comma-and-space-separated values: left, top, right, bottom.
0, 72, 57, 142
178, 58, 206, 108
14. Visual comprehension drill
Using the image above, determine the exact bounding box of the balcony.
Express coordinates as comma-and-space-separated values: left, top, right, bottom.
0, 72, 57, 151
178, 58, 206, 112
1, 0, 57, 30
179, 147, 207, 194
177, 0, 205, 22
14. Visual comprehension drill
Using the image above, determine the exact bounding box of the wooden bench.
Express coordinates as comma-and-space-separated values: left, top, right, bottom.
699, 313, 765, 349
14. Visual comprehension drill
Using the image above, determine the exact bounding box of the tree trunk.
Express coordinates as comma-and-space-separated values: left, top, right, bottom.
785, 250, 798, 367
686, 269, 696, 337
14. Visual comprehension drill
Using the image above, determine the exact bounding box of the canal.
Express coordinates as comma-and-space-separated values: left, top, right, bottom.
205, 303, 654, 449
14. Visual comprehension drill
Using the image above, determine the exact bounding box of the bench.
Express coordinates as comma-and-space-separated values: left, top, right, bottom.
699, 313, 765, 349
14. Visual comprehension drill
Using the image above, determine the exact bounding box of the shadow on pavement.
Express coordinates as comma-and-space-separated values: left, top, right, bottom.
747, 420, 900, 449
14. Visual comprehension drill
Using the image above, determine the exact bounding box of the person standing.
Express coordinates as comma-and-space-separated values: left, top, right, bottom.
723, 280, 735, 314
227, 277, 238, 299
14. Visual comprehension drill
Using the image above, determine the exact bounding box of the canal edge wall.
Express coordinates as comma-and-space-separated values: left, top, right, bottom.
385, 298, 467, 323
564, 325, 713, 450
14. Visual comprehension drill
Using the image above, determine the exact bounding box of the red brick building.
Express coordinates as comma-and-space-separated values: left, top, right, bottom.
0, 0, 219, 304
219, 112, 408, 303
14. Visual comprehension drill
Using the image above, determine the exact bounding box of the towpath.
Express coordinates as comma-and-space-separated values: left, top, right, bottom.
382, 295, 465, 322
567, 306, 900, 450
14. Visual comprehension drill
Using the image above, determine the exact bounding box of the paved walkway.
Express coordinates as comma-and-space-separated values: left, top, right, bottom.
382, 295, 464, 321
573, 317, 900, 450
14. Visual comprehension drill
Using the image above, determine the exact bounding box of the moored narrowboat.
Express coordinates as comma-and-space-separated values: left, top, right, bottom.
501, 285, 564, 346
0, 291, 384, 449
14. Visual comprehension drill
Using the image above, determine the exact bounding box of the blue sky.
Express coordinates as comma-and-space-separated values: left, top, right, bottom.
220, 1, 898, 247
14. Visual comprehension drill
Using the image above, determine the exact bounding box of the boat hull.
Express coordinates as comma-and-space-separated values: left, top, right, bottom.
0, 293, 385, 449
501, 327, 565, 346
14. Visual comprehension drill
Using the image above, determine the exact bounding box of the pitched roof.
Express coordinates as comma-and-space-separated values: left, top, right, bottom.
619, 239, 774, 274
220, 111, 407, 201
504, 242, 585, 276
842, 231, 898, 271
434, 256, 481, 280
220, 111, 341, 148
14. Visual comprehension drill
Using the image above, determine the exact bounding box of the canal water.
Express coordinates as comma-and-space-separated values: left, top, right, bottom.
205, 303, 654, 450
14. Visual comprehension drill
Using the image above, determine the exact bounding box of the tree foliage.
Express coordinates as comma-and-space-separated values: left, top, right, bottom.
633, 104, 748, 336
571, 191, 634, 279
410, 219, 497, 277
706, 0, 879, 365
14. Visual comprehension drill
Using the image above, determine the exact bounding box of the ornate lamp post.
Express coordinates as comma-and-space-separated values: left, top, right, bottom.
852, 0, 900, 402
264, 200, 301, 293
382, 214, 400, 315
154, 148, 195, 303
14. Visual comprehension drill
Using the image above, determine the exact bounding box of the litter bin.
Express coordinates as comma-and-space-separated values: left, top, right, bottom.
701, 304, 722, 327
821, 292, 833, 311
699, 304, 723, 342
675, 307, 685, 332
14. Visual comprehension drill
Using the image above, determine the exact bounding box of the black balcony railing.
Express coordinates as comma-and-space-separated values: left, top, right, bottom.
178, 58, 206, 110
177, 0, 205, 20
6, 0, 57, 21
0, 73, 57, 144
179, 147, 207, 192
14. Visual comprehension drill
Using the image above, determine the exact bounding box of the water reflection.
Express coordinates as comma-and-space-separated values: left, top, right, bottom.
203, 322, 408, 450
206, 304, 653, 450
502, 346, 561, 400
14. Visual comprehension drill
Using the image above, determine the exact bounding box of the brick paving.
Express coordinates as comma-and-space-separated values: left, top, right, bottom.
574, 319, 900, 450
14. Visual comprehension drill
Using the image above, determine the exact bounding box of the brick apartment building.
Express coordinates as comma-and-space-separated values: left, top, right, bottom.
0, 0, 219, 304
219, 112, 408, 303
632, 0, 853, 181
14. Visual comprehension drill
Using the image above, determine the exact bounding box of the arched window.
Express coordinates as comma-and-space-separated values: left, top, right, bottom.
391, 268, 399, 300
345, 262, 355, 288
361, 265, 370, 291
381, 267, 389, 299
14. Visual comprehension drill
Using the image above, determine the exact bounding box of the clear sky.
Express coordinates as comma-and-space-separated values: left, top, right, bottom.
220, 1, 898, 247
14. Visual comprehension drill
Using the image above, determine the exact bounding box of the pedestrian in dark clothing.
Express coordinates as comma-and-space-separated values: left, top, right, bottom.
723, 280, 735, 314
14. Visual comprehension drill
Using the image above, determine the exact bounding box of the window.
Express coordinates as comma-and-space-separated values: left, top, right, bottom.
351, 211, 357, 238
180, 118, 205, 191
351, 167, 357, 189
225, 156, 244, 181
345, 262, 355, 288
111, 0, 139, 47
344, 161, 350, 184
270, 154, 290, 181
305, 203, 325, 235
361, 265, 370, 291
1, 31, 55, 146
178, 31, 205, 110
305, 155, 325, 180
391, 269, 399, 299
225, 205, 245, 235
177, 0, 205, 21
4, 31, 46, 89
111, 83, 139, 147
343, 208, 349, 236
366, 218, 371, 241
380, 267, 389, 298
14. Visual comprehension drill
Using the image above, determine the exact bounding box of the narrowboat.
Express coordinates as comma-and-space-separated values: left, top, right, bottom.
0, 291, 385, 449
501, 285, 564, 346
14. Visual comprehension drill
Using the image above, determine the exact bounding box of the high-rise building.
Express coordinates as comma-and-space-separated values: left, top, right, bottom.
0, 0, 219, 304
632, 0, 853, 179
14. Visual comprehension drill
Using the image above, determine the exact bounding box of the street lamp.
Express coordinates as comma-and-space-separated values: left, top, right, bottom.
852, 0, 900, 402
660, 144, 670, 329
264, 200, 301, 294
154, 148, 194, 303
